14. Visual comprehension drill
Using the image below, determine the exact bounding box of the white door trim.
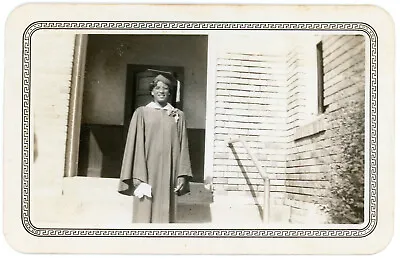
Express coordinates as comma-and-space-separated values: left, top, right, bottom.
64, 34, 88, 177
203, 33, 218, 189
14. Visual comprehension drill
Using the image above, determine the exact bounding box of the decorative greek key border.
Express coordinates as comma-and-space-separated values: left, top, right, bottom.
22, 22, 377, 238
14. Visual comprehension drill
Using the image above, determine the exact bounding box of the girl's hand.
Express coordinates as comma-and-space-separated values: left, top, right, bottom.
134, 183, 152, 198
174, 176, 189, 196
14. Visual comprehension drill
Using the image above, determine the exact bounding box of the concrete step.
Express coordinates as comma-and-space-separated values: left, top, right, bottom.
31, 176, 290, 227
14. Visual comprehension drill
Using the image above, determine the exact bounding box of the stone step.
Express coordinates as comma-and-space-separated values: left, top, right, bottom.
40, 176, 291, 226
50, 196, 290, 225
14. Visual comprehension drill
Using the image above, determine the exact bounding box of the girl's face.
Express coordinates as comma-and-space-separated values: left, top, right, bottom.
151, 81, 170, 105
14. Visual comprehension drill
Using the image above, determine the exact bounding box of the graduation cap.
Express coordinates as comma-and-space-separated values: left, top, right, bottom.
147, 69, 181, 103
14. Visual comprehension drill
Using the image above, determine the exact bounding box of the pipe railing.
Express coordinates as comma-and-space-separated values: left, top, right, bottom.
226, 137, 270, 223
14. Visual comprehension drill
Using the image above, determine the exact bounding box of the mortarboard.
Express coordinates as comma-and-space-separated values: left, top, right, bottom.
147, 69, 181, 103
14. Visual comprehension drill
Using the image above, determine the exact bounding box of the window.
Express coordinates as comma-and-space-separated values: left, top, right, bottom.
293, 36, 327, 140
316, 41, 325, 114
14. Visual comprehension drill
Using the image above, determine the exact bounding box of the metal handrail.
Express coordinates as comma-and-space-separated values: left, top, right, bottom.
226, 137, 270, 223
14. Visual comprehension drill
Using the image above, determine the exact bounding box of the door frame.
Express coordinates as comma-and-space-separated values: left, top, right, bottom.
64, 34, 88, 177
65, 34, 214, 184
203, 34, 217, 188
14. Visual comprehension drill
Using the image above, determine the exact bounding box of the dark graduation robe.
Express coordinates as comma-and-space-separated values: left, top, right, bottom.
118, 104, 192, 223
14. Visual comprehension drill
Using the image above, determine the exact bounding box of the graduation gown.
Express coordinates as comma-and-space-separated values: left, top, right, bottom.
118, 104, 192, 223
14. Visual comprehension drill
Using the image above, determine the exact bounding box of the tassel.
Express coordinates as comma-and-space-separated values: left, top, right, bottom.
176, 80, 181, 103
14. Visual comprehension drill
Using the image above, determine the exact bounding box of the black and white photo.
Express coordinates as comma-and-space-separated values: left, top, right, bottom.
2, 3, 395, 254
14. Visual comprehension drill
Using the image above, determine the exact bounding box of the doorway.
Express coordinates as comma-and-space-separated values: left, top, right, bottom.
74, 34, 208, 183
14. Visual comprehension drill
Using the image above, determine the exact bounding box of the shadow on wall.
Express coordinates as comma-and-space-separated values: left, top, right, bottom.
78, 124, 125, 178
228, 144, 264, 220
34, 133, 38, 162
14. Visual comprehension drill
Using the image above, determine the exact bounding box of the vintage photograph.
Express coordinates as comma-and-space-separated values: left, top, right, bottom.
30, 31, 366, 227
2, 3, 394, 255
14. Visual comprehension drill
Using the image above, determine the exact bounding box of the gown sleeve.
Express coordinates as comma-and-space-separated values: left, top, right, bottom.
177, 111, 193, 180
118, 107, 148, 196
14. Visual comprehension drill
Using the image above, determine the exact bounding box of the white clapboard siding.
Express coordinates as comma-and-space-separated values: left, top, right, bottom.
213, 50, 288, 204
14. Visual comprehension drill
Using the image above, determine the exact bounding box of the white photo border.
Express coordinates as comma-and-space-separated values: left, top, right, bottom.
21, 21, 377, 238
